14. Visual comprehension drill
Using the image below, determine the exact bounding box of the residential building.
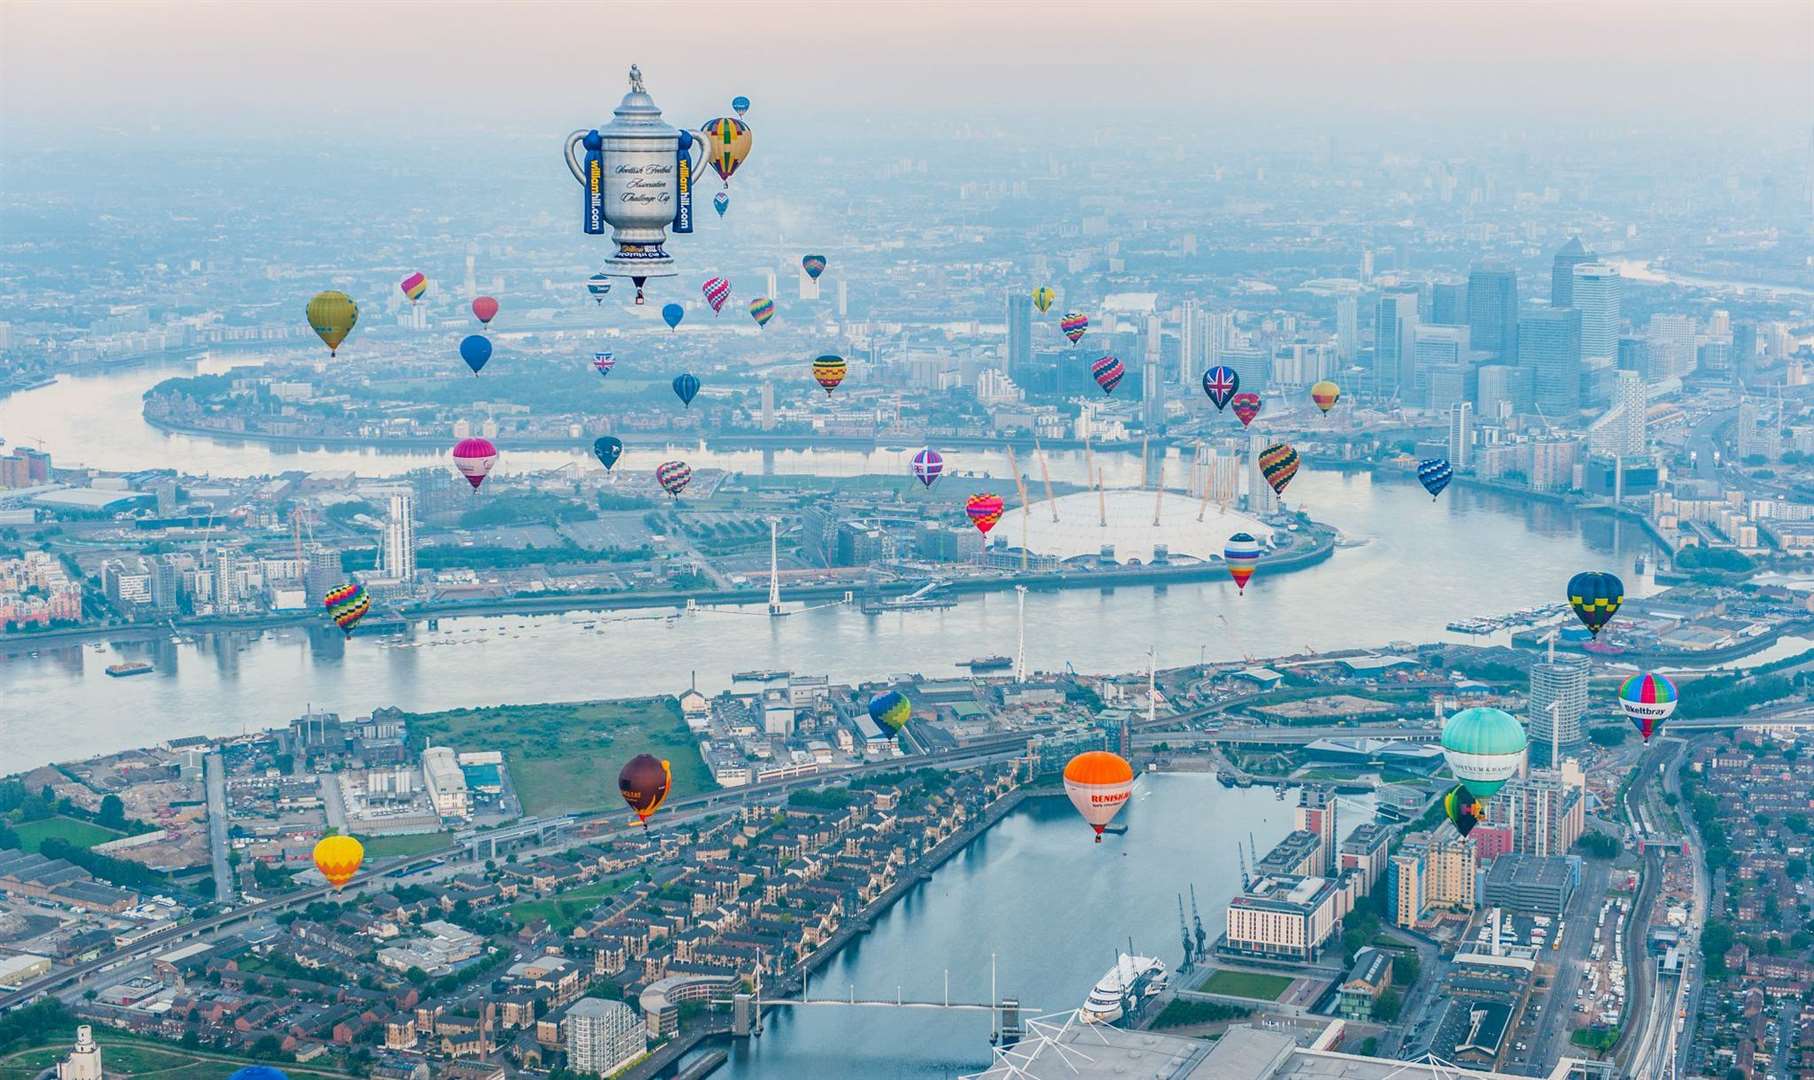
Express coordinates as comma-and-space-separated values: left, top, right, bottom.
1339, 822, 1393, 897
1645, 314, 1697, 380
1006, 291, 1032, 376
1527, 654, 1588, 760
1191, 438, 1241, 505
1335, 295, 1358, 363
1296, 787, 1337, 876
1220, 874, 1345, 963
1246, 429, 1277, 515
384, 490, 416, 583
566, 997, 644, 1076
1448, 402, 1473, 469
1388, 830, 1475, 928
1488, 772, 1586, 858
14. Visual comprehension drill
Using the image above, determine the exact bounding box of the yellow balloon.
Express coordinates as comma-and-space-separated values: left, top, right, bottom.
700, 118, 753, 185
312, 834, 364, 889
306, 291, 359, 356
1032, 286, 1055, 313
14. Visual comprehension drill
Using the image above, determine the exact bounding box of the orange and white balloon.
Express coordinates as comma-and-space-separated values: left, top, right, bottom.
1062, 751, 1135, 843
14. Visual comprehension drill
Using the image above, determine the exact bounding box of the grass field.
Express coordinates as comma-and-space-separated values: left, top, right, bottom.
0, 1031, 356, 1080
407, 697, 710, 816
356, 832, 454, 860
505, 874, 635, 932
10, 814, 125, 852
1196, 969, 1294, 1001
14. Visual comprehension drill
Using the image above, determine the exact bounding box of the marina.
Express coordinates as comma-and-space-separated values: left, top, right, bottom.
1446, 603, 1570, 635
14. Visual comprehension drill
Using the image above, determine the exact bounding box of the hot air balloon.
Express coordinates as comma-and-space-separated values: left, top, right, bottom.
452, 437, 498, 491
655, 460, 692, 497
1231, 392, 1262, 428
1059, 312, 1088, 345
472, 296, 499, 326
702, 277, 731, 314
587, 273, 612, 304
592, 436, 623, 471
1567, 571, 1624, 637
1091, 355, 1125, 395
965, 493, 1004, 535
911, 448, 944, 488
701, 116, 752, 187
399, 272, 428, 303
1440, 706, 1528, 800
801, 255, 827, 281
228, 1068, 290, 1080
662, 303, 685, 330
1443, 785, 1486, 838
618, 754, 672, 827
1417, 458, 1454, 500
1062, 750, 1134, 843
1617, 672, 1677, 743
812, 354, 847, 395
713, 191, 730, 217
672, 373, 700, 407
1202, 365, 1239, 411
1224, 533, 1262, 594
868, 690, 911, 734
1259, 443, 1299, 495
322, 581, 371, 637
731, 95, 751, 118
1032, 286, 1056, 314
312, 835, 364, 889
592, 352, 616, 378
305, 290, 358, 357
748, 297, 775, 327
1310, 380, 1340, 415
459, 334, 492, 375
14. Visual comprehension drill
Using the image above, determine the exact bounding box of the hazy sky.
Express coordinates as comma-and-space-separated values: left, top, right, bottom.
3, 1, 1811, 145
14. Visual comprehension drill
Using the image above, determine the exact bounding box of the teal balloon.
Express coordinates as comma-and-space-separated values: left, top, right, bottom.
662, 303, 684, 330
868, 690, 910, 733
592, 437, 623, 471
672, 373, 699, 407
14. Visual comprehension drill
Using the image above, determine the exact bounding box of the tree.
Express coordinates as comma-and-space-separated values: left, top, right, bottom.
97, 794, 126, 829
1702, 920, 1734, 977
1587, 727, 1627, 748
249, 1034, 285, 1060
1374, 989, 1403, 1022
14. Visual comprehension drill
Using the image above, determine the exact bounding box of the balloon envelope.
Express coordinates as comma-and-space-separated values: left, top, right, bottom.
1567, 571, 1624, 637
1231, 392, 1262, 428
1091, 355, 1125, 395
1202, 365, 1239, 410
1417, 458, 1454, 499
656, 460, 692, 497
592, 352, 616, 377
731, 95, 751, 117
702, 277, 731, 313
1224, 532, 1262, 593
1259, 443, 1299, 495
1443, 785, 1486, 838
472, 296, 499, 325
312, 835, 364, 889
592, 437, 623, 471
230, 1067, 291, 1080
672, 373, 700, 406
1310, 380, 1340, 414
1440, 707, 1528, 800
459, 334, 492, 375
713, 191, 730, 216
701, 117, 752, 184
587, 273, 612, 303
305, 290, 358, 356
662, 303, 685, 330
801, 255, 827, 280
1032, 286, 1056, 313
965, 493, 1004, 535
618, 754, 672, 825
1617, 672, 1677, 742
868, 690, 911, 733
452, 437, 498, 490
812, 354, 847, 395
1059, 312, 1088, 344
399, 272, 427, 302
322, 581, 370, 637
748, 297, 775, 327
1062, 750, 1134, 842
911, 448, 944, 488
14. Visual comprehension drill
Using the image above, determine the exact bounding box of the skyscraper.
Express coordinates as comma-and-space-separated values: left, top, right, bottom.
1296, 787, 1337, 875
1334, 295, 1358, 362
1550, 237, 1591, 308
1528, 654, 1589, 762
1191, 438, 1242, 504
383, 491, 416, 582
1178, 299, 1202, 387
1466, 268, 1518, 362
1006, 291, 1032, 376
1606, 370, 1647, 459
1645, 314, 1698, 380
759, 382, 775, 431
1732, 322, 1758, 384
1373, 290, 1419, 399
1142, 315, 1165, 434
1519, 307, 1583, 415
1570, 263, 1622, 361
1430, 282, 1468, 326
1246, 429, 1277, 515
1448, 402, 1473, 469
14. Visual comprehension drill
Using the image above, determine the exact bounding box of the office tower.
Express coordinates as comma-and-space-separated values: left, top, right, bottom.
1645, 314, 1698, 379
799, 264, 820, 300
1425, 365, 1465, 413
1192, 439, 1242, 504
1606, 370, 1647, 458
1413, 324, 1470, 403
566, 998, 644, 1075
765, 268, 778, 299
1335, 295, 1358, 362
463, 249, 477, 296
1733, 322, 1758, 383
837, 278, 848, 319
1617, 336, 1648, 374
1178, 299, 1202, 387
1430, 282, 1468, 326
759, 382, 775, 430
213, 546, 239, 612
1142, 315, 1165, 433
1374, 290, 1419, 398
1570, 263, 1621, 361
1296, 788, 1337, 875
1550, 237, 1591, 308
1698, 339, 1732, 376
1448, 402, 1473, 468
383, 491, 416, 582
1246, 429, 1277, 515
1475, 364, 1531, 418
1466, 268, 1518, 362
1205, 311, 1236, 366
1528, 654, 1588, 761
1709, 309, 1730, 337
1520, 307, 1583, 415
1006, 291, 1032, 376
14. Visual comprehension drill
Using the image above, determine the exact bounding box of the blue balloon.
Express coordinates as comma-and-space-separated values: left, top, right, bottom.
1416, 458, 1454, 499
732, 95, 751, 117
672, 373, 700, 407
662, 303, 684, 330
459, 334, 492, 375
713, 191, 730, 217
229, 1069, 289, 1080
592, 436, 623, 471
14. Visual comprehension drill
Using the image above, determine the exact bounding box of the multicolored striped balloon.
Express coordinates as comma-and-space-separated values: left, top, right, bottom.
399, 272, 427, 303
801, 254, 827, 281
965, 493, 1005, 535
868, 690, 911, 734
748, 297, 775, 327
592, 352, 616, 378
1617, 672, 1677, 743
1310, 379, 1340, 415
701, 117, 752, 185
812, 354, 847, 395
1091, 355, 1125, 395
911, 448, 944, 488
1259, 443, 1299, 495
1417, 458, 1453, 500
322, 581, 371, 636
1223, 532, 1262, 593
656, 460, 692, 498
1059, 312, 1088, 345
702, 277, 732, 314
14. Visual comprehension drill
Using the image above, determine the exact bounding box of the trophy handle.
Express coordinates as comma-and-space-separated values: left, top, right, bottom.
563, 129, 591, 185
683, 130, 709, 185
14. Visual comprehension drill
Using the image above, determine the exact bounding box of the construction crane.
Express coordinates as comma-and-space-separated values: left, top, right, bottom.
1004, 443, 1031, 571
289, 505, 319, 566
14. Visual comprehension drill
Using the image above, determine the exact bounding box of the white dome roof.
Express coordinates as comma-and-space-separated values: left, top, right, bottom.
998, 489, 1272, 564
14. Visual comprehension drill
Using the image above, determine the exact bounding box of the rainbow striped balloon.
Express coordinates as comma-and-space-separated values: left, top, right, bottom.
812, 354, 847, 395
399, 272, 427, 303
1223, 532, 1262, 593
322, 581, 371, 636
1059, 312, 1089, 344
965, 493, 1005, 535
748, 297, 775, 327
1617, 672, 1677, 743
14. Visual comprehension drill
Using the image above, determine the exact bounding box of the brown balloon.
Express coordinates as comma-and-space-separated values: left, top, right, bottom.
619, 754, 672, 826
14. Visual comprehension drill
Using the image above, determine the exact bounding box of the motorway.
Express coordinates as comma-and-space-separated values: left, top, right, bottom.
202, 752, 233, 906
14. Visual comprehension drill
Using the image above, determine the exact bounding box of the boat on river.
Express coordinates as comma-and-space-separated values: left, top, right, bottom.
1079, 954, 1167, 1024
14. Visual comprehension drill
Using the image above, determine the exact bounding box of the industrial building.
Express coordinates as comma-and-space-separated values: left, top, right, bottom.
1482, 854, 1581, 916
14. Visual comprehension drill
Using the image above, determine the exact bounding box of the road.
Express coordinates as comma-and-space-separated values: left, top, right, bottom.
203, 752, 234, 906
1613, 738, 1688, 1077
